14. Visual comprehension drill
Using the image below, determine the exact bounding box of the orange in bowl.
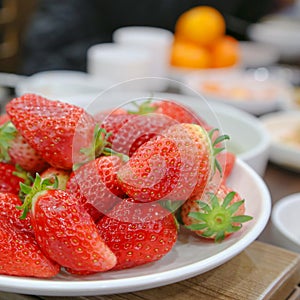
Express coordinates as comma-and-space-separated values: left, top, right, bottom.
175, 6, 225, 47
211, 35, 240, 68
170, 39, 212, 69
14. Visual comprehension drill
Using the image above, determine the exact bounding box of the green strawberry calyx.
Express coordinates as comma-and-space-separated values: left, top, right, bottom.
208, 128, 230, 174
74, 125, 129, 170
17, 173, 58, 219
13, 164, 35, 200
186, 191, 253, 243
127, 99, 156, 115
0, 121, 17, 162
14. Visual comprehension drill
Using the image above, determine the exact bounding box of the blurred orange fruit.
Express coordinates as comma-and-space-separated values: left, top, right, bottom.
170, 40, 211, 69
175, 6, 226, 47
211, 35, 240, 68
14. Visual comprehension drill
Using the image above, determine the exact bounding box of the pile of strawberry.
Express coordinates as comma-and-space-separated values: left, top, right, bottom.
0, 94, 252, 278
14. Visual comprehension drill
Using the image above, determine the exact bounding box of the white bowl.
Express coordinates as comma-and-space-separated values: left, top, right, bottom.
271, 193, 300, 253
238, 41, 280, 68
0, 158, 271, 296
113, 26, 173, 91
15, 70, 107, 106
85, 88, 270, 176
248, 17, 300, 61
181, 69, 293, 115
260, 111, 300, 172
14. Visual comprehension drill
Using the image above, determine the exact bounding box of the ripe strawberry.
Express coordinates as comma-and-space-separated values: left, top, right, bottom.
181, 184, 253, 242
66, 155, 126, 222
0, 121, 48, 172
98, 113, 177, 156
0, 192, 60, 277
117, 135, 183, 202
19, 175, 117, 273
163, 123, 214, 200
118, 123, 228, 203
0, 162, 26, 194
221, 152, 236, 180
96, 198, 178, 270
6, 94, 95, 170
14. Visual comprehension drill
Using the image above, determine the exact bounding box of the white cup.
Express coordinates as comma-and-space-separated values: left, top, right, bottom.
113, 26, 174, 91
87, 43, 153, 90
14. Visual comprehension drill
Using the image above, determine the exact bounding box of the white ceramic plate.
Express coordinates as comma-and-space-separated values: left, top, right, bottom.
260, 111, 300, 172
15, 70, 109, 106
0, 159, 271, 296
270, 193, 300, 253
180, 69, 293, 115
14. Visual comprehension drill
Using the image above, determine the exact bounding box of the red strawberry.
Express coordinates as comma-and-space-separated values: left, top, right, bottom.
0, 192, 60, 277
0, 121, 48, 172
66, 155, 126, 222
0, 162, 25, 194
96, 198, 178, 270
118, 123, 226, 203
99, 113, 177, 156
117, 135, 183, 202
163, 123, 214, 200
20, 175, 117, 273
220, 151, 236, 180
181, 184, 253, 242
6, 94, 95, 170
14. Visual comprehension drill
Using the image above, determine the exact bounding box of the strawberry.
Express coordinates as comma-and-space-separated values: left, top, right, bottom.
0, 192, 60, 277
6, 94, 95, 170
19, 175, 117, 273
98, 113, 177, 157
117, 135, 183, 202
221, 152, 236, 180
66, 155, 126, 222
96, 198, 178, 270
0, 121, 48, 172
0, 162, 26, 194
181, 184, 253, 242
118, 123, 228, 203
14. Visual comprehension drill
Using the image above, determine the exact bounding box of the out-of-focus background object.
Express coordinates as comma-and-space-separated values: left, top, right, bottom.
270, 193, 300, 253
248, 16, 300, 62
260, 110, 300, 172
169, 6, 240, 72
0, 0, 36, 73
181, 68, 294, 115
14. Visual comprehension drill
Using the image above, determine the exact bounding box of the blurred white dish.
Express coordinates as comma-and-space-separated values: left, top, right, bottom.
0, 158, 271, 296
260, 111, 300, 172
113, 26, 173, 91
181, 69, 293, 115
15, 70, 108, 106
270, 193, 300, 253
248, 17, 300, 61
85, 88, 270, 176
238, 41, 280, 68
87, 43, 155, 91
